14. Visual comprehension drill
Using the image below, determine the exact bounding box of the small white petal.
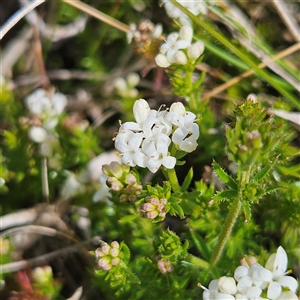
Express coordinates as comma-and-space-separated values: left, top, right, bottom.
267, 281, 282, 299
237, 275, 252, 294
235, 294, 248, 300
272, 246, 288, 278
208, 279, 219, 291
277, 275, 298, 292
180, 138, 198, 152
251, 263, 273, 282
234, 266, 249, 281
277, 291, 299, 300
246, 286, 262, 299
161, 155, 176, 169
215, 292, 235, 300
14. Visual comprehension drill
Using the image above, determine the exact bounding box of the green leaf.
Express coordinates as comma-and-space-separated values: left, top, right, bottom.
190, 229, 211, 261
212, 160, 238, 190
277, 164, 300, 179
252, 164, 272, 181
170, 202, 185, 219
214, 189, 238, 201
242, 202, 252, 222
182, 167, 193, 192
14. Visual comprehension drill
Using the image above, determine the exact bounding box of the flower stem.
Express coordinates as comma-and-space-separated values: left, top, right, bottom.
165, 168, 181, 193
209, 197, 242, 267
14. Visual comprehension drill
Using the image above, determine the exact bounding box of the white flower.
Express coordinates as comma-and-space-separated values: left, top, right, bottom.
265, 246, 298, 299
25, 88, 67, 117
127, 23, 140, 44
218, 276, 237, 295
115, 130, 147, 168
160, 31, 191, 63
168, 110, 199, 152
25, 89, 52, 115
202, 279, 235, 300
28, 126, 48, 143
142, 134, 176, 173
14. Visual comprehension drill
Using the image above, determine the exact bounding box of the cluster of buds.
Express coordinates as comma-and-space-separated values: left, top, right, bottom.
102, 161, 142, 202
113, 72, 140, 99
140, 196, 168, 220
155, 26, 204, 68
157, 258, 174, 274
127, 20, 163, 62
95, 241, 121, 271
200, 246, 298, 300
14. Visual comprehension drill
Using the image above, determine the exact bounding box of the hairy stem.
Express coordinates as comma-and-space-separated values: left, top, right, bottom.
210, 197, 242, 266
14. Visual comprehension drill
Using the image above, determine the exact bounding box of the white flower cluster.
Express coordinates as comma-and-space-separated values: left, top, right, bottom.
115, 99, 199, 173
24, 88, 67, 168
161, 0, 207, 26
155, 26, 204, 68
113, 72, 140, 98
201, 246, 299, 300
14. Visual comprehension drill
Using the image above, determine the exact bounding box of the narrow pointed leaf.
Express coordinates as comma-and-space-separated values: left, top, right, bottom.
214, 189, 238, 201
190, 229, 211, 261
252, 164, 272, 181
242, 202, 252, 222
212, 160, 238, 190
182, 167, 193, 192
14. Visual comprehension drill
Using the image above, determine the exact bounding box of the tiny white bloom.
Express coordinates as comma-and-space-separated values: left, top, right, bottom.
160, 32, 191, 63
28, 126, 48, 143
265, 246, 299, 299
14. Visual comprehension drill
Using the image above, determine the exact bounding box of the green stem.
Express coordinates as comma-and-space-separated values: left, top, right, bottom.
209, 197, 242, 266
166, 168, 181, 193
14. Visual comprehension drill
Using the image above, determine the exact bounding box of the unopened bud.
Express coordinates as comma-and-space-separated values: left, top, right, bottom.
179, 26, 193, 44
175, 51, 188, 65
155, 54, 171, 68
187, 41, 204, 61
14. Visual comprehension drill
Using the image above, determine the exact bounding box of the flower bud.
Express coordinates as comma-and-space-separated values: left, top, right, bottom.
127, 72, 140, 87
218, 276, 237, 294
170, 102, 186, 116
174, 51, 187, 65
133, 99, 151, 124
113, 77, 127, 92
179, 26, 193, 44
155, 54, 171, 68
187, 41, 204, 61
